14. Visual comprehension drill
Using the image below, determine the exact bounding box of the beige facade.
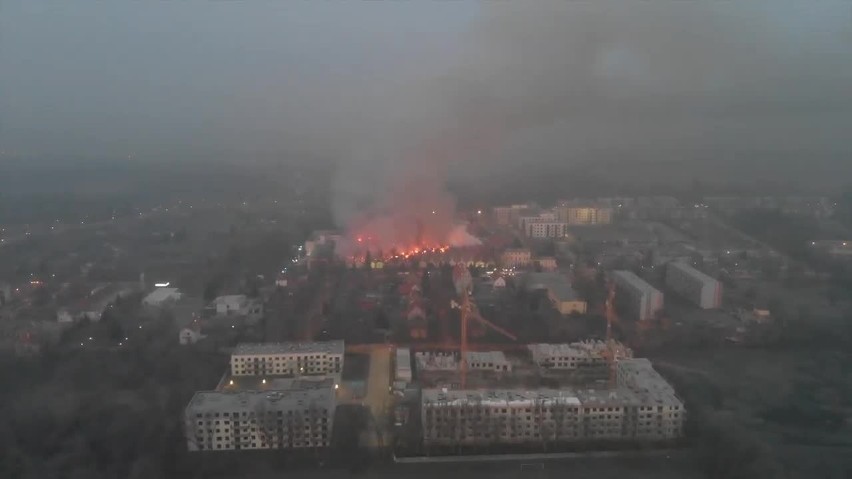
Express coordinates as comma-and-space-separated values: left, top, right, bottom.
534, 257, 558, 271
556, 205, 613, 225
501, 248, 532, 268
230, 341, 344, 377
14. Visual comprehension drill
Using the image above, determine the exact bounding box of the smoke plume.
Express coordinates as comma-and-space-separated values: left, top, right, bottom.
330, 1, 852, 240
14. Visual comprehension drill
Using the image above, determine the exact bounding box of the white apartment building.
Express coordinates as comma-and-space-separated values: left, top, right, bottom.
395, 347, 412, 382
525, 221, 570, 239
665, 262, 722, 309
611, 270, 664, 321
185, 379, 335, 451
528, 341, 632, 370
518, 212, 556, 231
230, 341, 344, 377
421, 357, 684, 447
501, 248, 532, 268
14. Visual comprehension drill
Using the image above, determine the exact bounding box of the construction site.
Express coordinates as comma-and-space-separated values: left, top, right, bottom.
384, 261, 684, 456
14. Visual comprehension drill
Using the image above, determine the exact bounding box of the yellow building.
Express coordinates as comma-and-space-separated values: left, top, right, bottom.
547, 284, 588, 315
556, 203, 613, 225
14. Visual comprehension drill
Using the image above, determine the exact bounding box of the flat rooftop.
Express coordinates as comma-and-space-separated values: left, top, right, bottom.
612, 270, 661, 295
528, 340, 632, 360
668, 261, 718, 284
218, 373, 338, 392
423, 388, 582, 408
188, 380, 335, 414
617, 358, 682, 407
232, 340, 344, 356
466, 351, 509, 364
143, 287, 181, 303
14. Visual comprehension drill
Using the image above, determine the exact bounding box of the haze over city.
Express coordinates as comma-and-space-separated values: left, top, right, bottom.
1, 2, 852, 479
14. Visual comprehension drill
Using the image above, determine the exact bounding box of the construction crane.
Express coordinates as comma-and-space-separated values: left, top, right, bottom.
602, 280, 622, 387
451, 264, 518, 389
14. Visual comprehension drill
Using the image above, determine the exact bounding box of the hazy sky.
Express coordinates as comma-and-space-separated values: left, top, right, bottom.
2, 0, 850, 171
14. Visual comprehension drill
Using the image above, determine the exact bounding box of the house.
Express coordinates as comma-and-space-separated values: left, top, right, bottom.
213, 295, 247, 315
493, 277, 507, 288
179, 327, 205, 345
210, 294, 263, 322
142, 287, 182, 307
406, 304, 426, 323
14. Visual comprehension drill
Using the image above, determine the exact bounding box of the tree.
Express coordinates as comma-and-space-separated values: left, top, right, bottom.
363, 251, 372, 270
420, 272, 431, 296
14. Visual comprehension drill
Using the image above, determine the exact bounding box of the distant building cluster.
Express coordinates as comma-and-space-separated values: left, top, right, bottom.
420, 358, 684, 447
184, 340, 342, 452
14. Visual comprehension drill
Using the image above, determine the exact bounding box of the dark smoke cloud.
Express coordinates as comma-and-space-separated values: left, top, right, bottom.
331, 1, 852, 228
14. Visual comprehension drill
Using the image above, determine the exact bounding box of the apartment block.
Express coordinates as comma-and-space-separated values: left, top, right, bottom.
420, 359, 683, 447
611, 270, 664, 321
665, 262, 722, 309
525, 221, 570, 239
527, 341, 632, 371
616, 359, 685, 440
556, 203, 613, 225
230, 341, 344, 377
185, 378, 335, 451
501, 248, 532, 268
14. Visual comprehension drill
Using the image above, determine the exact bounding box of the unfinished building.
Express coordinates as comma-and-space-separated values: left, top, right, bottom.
420, 359, 683, 447
527, 341, 632, 371
229, 341, 344, 377
415, 351, 512, 373
185, 378, 336, 451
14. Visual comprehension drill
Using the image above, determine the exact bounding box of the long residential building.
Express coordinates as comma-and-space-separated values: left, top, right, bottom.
525, 221, 570, 239
665, 262, 722, 309
611, 270, 664, 321
230, 341, 344, 377
528, 341, 632, 371
185, 378, 335, 451
420, 359, 683, 446
501, 248, 532, 268
556, 202, 613, 225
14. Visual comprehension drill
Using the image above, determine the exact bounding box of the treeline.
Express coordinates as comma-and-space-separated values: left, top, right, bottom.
0, 315, 228, 479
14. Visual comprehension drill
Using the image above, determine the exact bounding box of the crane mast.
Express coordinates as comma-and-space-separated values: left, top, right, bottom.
452, 264, 517, 389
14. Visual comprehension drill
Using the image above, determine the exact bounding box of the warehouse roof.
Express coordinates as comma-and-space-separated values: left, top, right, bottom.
232, 340, 344, 356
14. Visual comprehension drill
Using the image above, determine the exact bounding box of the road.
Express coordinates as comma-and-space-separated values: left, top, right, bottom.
364, 344, 393, 448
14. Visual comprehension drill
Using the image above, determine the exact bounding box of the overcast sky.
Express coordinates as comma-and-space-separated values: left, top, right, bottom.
2, 1, 850, 172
